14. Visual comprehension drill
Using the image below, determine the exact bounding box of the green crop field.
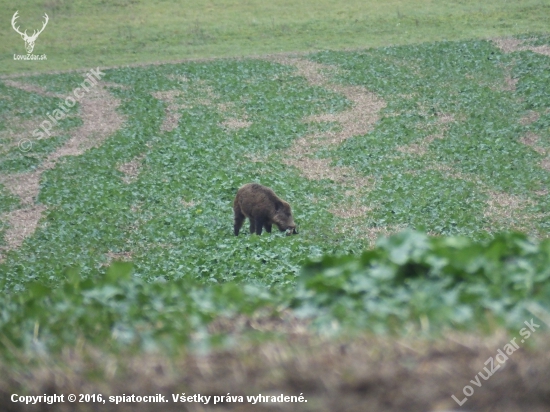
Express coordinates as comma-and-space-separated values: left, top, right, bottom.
1, 1, 550, 410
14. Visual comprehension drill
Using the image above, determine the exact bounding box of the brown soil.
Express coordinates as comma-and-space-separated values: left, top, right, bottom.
1, 331, 549, 412
220, 118, 252, 131
2, 79, 62, 97
520, 132, 546, 155
104, 251, 133, 265
0, 118, 60, 155
520, 111, 541, 126
503, 75, 518, 92
118, 154, 145, 184
483, 190, 539, 232
153, 84, 251, 133
0, 205, 46, 259
0, 171, 42, 206
152, 90, 185, 132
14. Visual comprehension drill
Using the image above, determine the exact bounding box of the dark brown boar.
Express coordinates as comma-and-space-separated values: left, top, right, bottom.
233, 183, 298, 236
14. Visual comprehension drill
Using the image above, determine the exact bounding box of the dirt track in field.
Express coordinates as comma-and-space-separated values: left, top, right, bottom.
0, 79, 125, 261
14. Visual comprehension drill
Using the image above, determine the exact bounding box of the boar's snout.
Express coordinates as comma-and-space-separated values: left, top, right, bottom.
284, 219, 298, 235
285, 226, 298, 236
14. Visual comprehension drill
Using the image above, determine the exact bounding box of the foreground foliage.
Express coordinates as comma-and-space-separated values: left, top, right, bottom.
1, 231, 549, 354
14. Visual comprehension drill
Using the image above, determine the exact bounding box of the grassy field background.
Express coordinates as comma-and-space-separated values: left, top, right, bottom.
1, 0, 550, 75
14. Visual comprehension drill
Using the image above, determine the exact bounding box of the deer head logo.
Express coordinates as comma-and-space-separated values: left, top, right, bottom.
11, 11, 49, 54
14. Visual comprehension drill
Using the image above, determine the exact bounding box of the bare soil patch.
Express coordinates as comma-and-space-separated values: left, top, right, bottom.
282, 157, 372, 190
520, 111, 541, 126
0, 119, 59, 155
104, 251, 133, 265
493, 38, 526, 53
422, 163, 544, 234
0, 171, 41, 206
180, 199, 197, 208
152, 90, 185, 132
153, 84, 249, 133
46, 85, 125, 162
336, 223, 406, 247
396, 142, 428, 156
503, 75, 518, 92
0, 205, 46, 262
220, 118, 252, 131
329, 203, 372, 219
493, 37, 550, 57
2, 80, 62, 98
520, 132, 546, 155
529, 45, 550, 57
484, 190, 537, 231
118, 154, 145, 184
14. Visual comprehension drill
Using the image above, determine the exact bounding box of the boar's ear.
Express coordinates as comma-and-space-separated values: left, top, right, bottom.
274, 199, 283, 211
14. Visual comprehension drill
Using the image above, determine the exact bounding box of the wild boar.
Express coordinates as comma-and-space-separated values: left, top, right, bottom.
233, 183, 298, 236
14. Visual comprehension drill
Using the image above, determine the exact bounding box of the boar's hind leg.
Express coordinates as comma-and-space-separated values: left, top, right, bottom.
264, 223, 272, 233
254, 217, 265, 235
234, 208, 245, 236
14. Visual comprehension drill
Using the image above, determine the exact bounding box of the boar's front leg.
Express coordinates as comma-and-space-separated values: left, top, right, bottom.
264, 223, 272, 233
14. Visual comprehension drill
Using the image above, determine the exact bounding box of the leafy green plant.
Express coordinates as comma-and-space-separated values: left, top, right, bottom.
294, 230, 550, 332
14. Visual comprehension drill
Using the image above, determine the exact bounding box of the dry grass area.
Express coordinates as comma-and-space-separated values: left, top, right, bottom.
335, 223, 407, 247
0, 79, 126, 261
493, 37, 550, 57
520, 132, 546, 155
118, 154, 146, 184
0, 118, 59, 155
483, 190, 540, 232
0, 205, 47, 262
423, 163, 542, 233
220, 117, 252, 131
152, 90, 185, 132
520, 111, 541, 126
2, 80, 62, 98
396, 115, 454, 157
1, 330, 549, 412
329, 203, 373, 219
153, 82, 252, 133
104, 251, 133, 265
